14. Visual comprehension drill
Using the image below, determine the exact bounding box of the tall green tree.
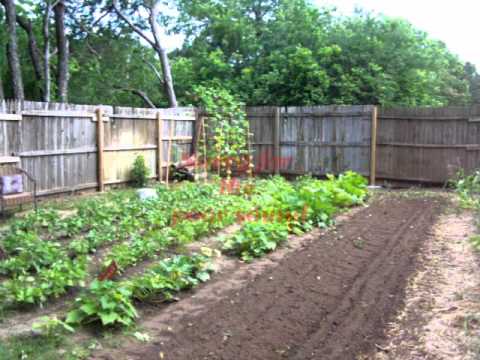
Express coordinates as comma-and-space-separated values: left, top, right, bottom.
465, 62, 480, 104
171, 0, 472, 107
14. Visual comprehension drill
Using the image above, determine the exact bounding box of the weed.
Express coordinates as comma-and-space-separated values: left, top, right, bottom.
130, 155, 150, 188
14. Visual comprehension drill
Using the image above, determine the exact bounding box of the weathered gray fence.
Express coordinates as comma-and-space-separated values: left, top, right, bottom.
2, 100, 480, 197
248, 106, 375, 178
0, 101, 195, 195
377, 105, 480, 183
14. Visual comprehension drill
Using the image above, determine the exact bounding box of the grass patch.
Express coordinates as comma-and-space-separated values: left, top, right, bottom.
0, 333, 93, 360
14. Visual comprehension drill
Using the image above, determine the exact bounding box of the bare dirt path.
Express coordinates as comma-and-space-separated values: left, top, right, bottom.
93, 195, 446, 360
371, 209, 480, 360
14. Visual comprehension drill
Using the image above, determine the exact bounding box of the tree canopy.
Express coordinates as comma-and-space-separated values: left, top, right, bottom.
0, 0, 477, 107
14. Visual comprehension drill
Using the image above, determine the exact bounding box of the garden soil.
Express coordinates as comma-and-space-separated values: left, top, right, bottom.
93, 195, 446, 360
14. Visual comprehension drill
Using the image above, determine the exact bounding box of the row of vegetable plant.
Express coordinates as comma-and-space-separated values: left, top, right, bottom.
1, 172, 367, 322
222, 172, 368, 261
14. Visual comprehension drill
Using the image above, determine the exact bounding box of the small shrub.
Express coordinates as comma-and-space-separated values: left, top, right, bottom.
131, 155, 150, 187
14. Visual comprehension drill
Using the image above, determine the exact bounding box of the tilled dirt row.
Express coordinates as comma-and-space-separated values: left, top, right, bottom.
95, 196, 445, 360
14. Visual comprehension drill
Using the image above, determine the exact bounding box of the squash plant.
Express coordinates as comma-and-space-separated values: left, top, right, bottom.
67, 252, 215, 328
223, 220, 290, 262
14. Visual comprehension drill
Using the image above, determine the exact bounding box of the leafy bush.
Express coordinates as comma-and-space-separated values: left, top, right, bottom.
130, 155, 150, 187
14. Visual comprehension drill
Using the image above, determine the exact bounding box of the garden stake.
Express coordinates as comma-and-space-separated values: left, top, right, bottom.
166, 120, 174, 188
202, 116, 208, 182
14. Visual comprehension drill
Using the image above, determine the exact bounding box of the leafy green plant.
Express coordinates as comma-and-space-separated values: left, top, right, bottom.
131, 155, 150, 187
0, 257, 87, 305
32, 316, 75, 336
194, 85, 251, 171
0, 171, 367, 310
66, 280, 138, 327
452, 169, 480, 208
129, 253, 213, 301
470, 235, 480, 250
223, 220, 289, 262
67, 252, 215, 328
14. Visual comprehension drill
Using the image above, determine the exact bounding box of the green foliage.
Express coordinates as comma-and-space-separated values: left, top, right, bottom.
129, 252, 214, 301
452, 169, 480, 208
0, 171, 366, 315
0, 257, 87, 305
130, 155, 150, 188
1, 0, 475, 107
172, 0, 472, 107
32, 316, 75, 337
452, 170, 480, 251
470, 235, 480, 250
66, 280, 138, 327
66, 253, 214, 328
193, 85, 250, 163
222, 173, 368, 261
0, 334, 71, 360
223, 220, 289, 261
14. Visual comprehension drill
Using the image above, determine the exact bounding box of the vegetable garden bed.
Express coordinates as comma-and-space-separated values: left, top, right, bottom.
0, 172, 367, 342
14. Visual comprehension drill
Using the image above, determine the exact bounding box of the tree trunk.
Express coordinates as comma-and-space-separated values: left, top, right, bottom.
114, 87, 156, 108
0, 74, 4, 100
54, 0, 69, 102
113, 0, 178, 107
43, 2, 53, 102
149, 1, 177, 107
3, 0, 24, 100
15, 13, 44, 97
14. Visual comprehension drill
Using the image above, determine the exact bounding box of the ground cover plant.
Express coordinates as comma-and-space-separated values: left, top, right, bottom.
453, 169, 480, 249
0, 172, 367, 337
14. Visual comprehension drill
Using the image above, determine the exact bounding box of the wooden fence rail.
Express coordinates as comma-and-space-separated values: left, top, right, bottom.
1, 100, 480, 197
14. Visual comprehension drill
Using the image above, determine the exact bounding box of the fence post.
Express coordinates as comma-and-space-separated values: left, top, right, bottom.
96, 108, 105, 192
369, 106, 378, 186
192, 108, 202, 155
156, 112, 163, 182
165, 120, 174, 188
273, 107, 280, 174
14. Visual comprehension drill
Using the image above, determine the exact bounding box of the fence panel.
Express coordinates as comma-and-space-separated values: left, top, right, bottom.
248, 106, 374, 177
377, 106, 480, 183
279, 106, 373, 177
0, 101, 195, 196
0, 114, 20, 157
11, 101, 108, 194
104, 106, 195, 185
247, 107, 277, 174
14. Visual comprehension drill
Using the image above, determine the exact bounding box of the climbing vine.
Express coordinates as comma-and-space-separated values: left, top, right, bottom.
193, 85, 253, 178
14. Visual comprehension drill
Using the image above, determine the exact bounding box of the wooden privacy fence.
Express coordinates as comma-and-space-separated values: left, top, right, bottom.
248, 106, 376, 181
377, 105, 480, 183
0, 101, 195, 196
1, 100, 480, 197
